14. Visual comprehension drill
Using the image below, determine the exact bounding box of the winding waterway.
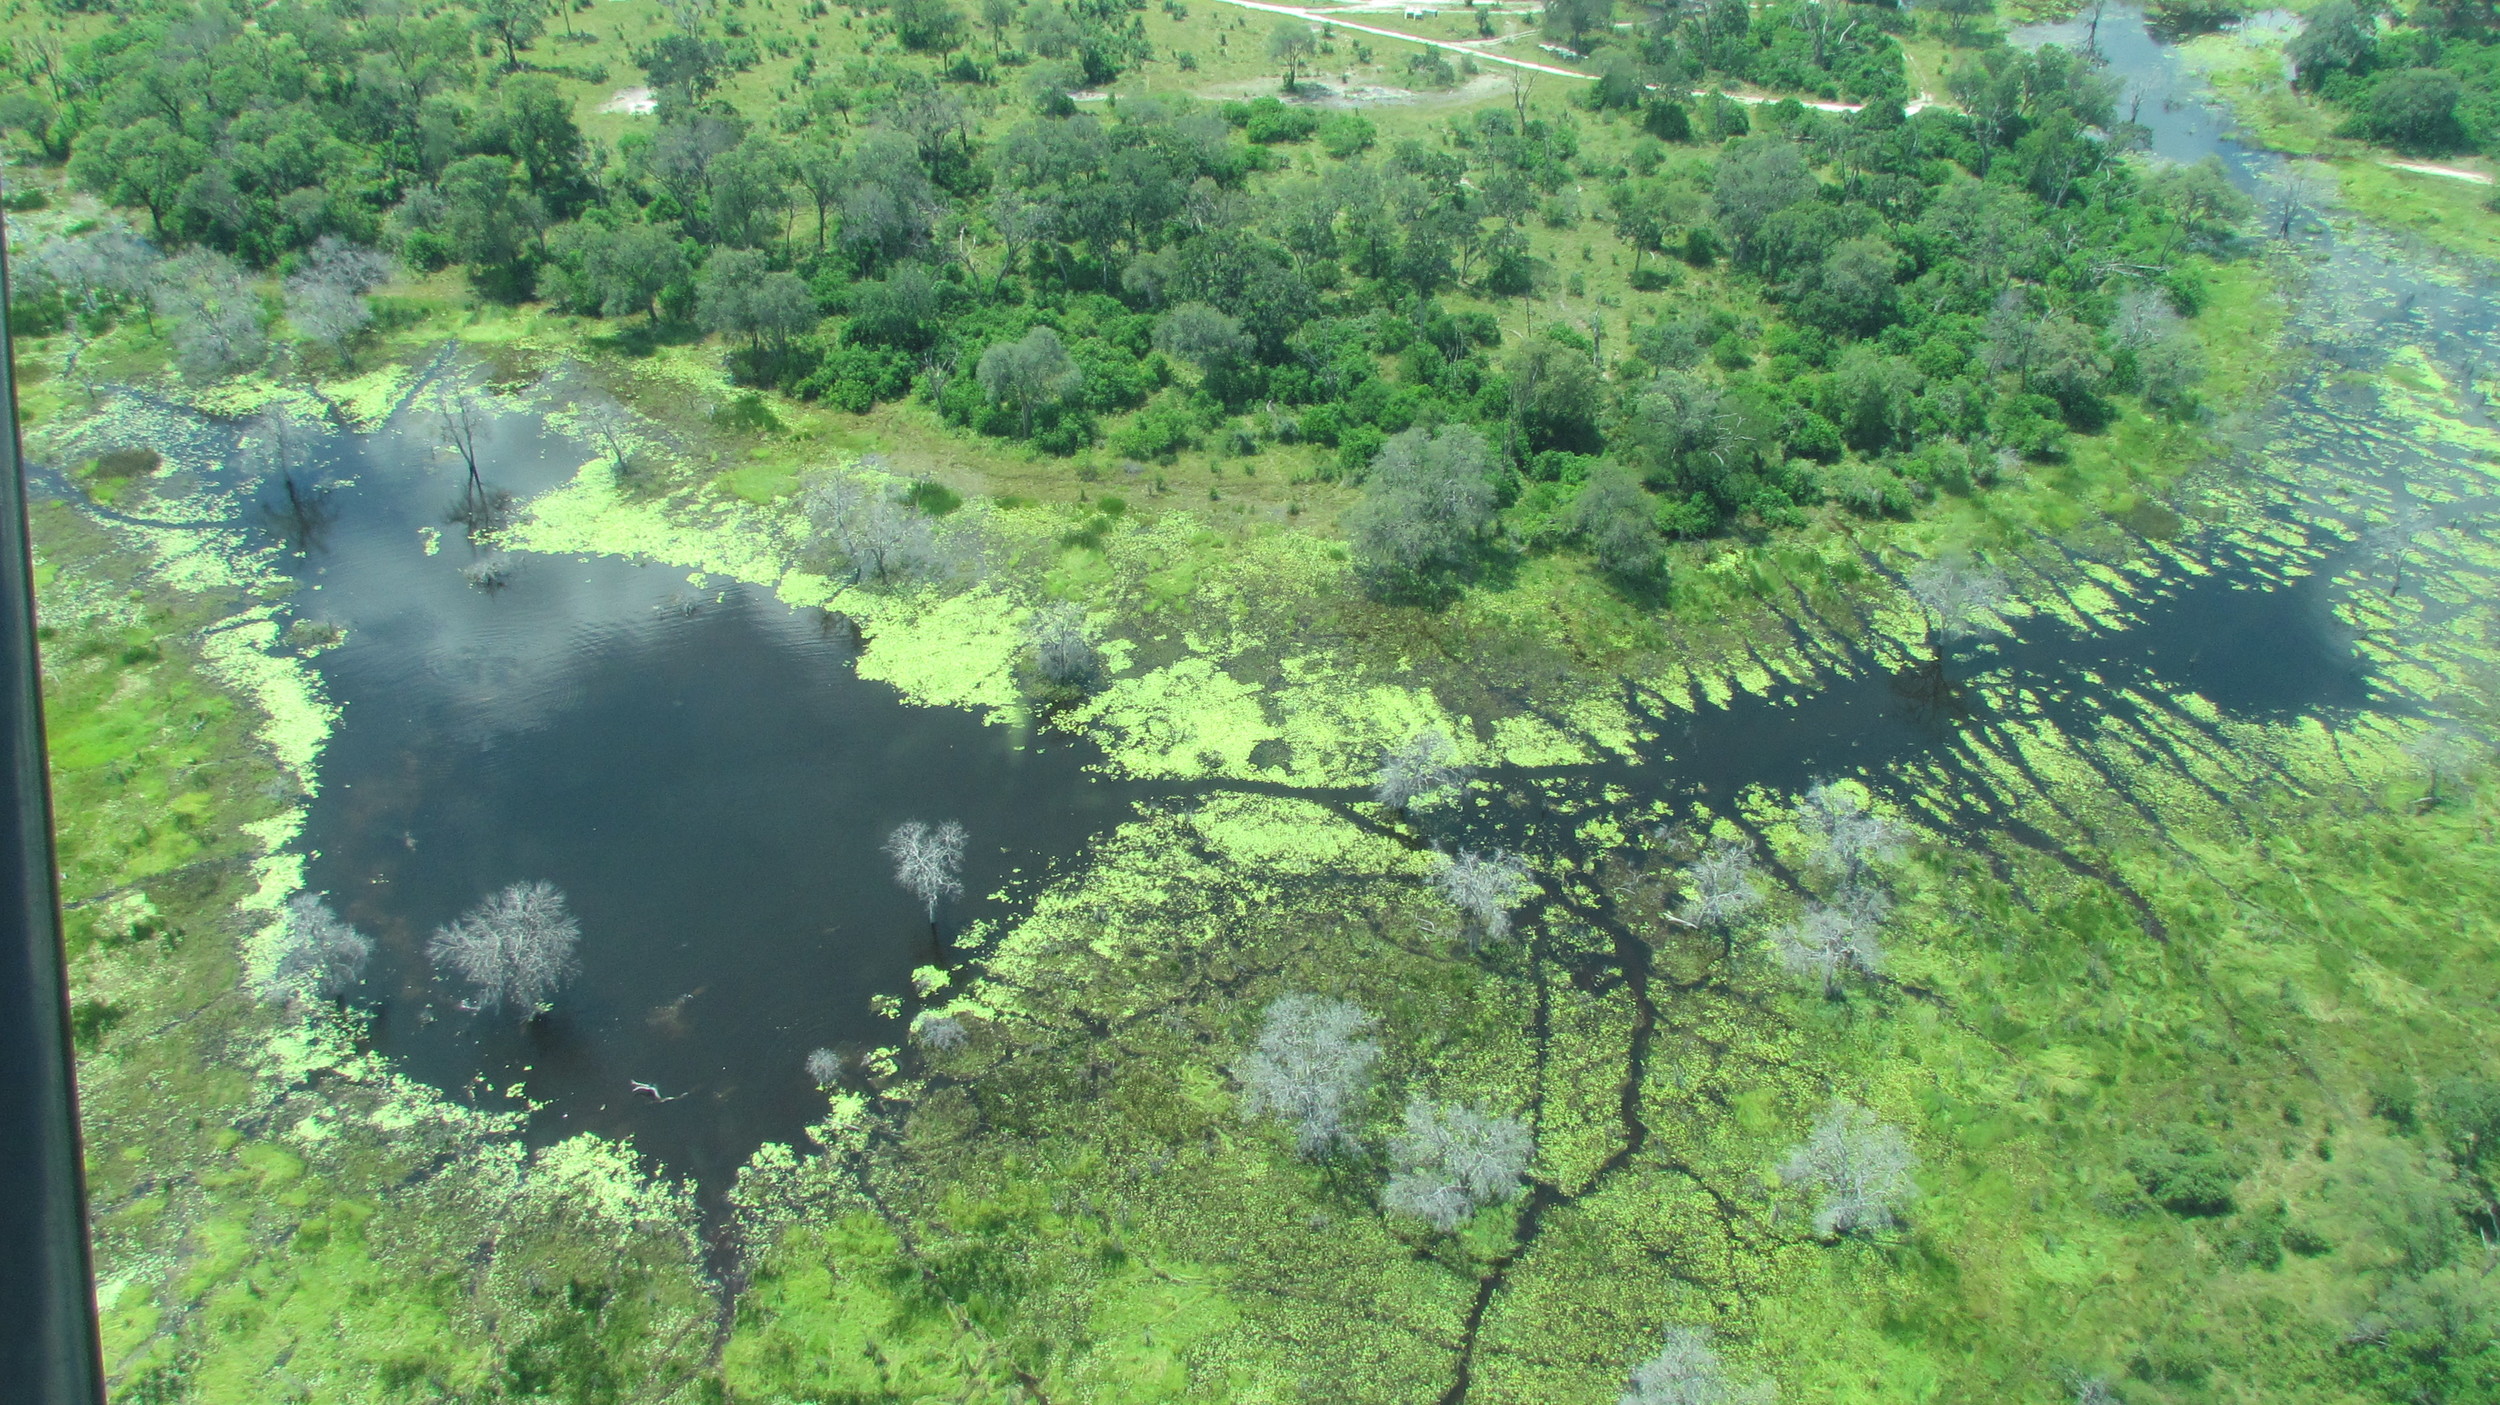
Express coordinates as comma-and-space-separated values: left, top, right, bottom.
48, 6, 2500, 1193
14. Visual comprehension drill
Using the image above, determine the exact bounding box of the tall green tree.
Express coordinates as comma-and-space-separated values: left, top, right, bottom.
440, 155, 549, 298
1266, 20, 1315, 91
978, 326, 1083, 435
479, 75, 593, 215
1346, 425, 1501, 596
475, 0, 548, 71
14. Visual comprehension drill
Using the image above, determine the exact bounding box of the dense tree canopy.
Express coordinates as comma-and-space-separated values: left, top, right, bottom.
8, 0, 2257, 593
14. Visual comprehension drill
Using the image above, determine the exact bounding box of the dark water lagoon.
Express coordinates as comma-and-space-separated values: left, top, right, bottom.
75, 391, 1159, 1184
45, 7, 2499, 1200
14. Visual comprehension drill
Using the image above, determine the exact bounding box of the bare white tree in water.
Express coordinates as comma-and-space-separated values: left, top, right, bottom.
804, 1046, 844, 1088
242, 408, 338, 549
1903, 554, 2006, 648
911, 1010, 970, 1051
1237, 993, 1381, 1158
1375, 729, 1471, 812
1780, 1100, 1918, 1238
239, 408, 303, 480
1434, 848, 1532, 947
1772, 892, 1888, 998
1381, 1098, 1534, 1231
2408, 724, 2484, 808
459, 552, 512, 590
1029, 601, 1099, 688
1676, 837, 1766, 933
434, 378, 488, 495
430, 880, 582, 1017
886, 819, 967, 922
578, 395, 638, 478
284, 236, 394, 358
153, 248, 269, 382
1620, 1325, 1778, 1405
2270, 161, 2331, 240
2366, 498, 2436, 599
802, 472, 942, 586
1796, 782, 1906, 889
259, 892, 372, 1005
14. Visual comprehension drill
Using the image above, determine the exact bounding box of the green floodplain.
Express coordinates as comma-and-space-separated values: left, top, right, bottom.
9, 0, 2500, 1398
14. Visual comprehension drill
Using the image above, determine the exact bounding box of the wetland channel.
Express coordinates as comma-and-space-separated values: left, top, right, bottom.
45, 6, 2497, 1198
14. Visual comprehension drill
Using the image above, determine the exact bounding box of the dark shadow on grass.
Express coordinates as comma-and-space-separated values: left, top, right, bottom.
1359, 545, 1527, 611
585, 317, 706, 360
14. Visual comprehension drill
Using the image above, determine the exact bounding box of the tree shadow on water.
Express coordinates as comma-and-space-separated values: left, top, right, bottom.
446, 482, 518, 538
1890, 652, 1977, 727
261, 473, 338, 554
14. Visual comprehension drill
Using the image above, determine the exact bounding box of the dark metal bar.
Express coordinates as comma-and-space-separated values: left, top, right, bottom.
0, 214, 110, 1403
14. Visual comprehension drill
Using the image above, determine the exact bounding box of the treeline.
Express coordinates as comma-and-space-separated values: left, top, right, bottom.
1558, 0, 1913, 106
2288, 0, 2500, 157
4, 0, 2257, 596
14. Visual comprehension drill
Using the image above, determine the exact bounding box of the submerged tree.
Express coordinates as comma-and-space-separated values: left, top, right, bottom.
284, 236, 394, 360
153, 248, 269, 382
804, 1046, 844, 1088
886, 819, 968, 923
1780, 1100, 1918, 1238
1676, 837, 1767, 934
1028, 601, 1099, 689
434, 377, 490, 504
911, 1010, 971, 1051
577, 395, 638, 479
242, 409, 332, 550
460, 552, 513, 590
1903, 554, 2008, 650
1434, 848, 1532, 947
1237, 993, 1381, 1157
2366, 498, 2436, 599
2269, 161, 2332, 240
801, 472, 942, 585
1381, 1098, 1534, 1231
1619, 1325, 1778, 1405
1796, 782, 1907, 888
430, 880, 583, 1018
1772, 893, 1888, 998
1374, 728, 1470, 812
259, 893, 373, 1005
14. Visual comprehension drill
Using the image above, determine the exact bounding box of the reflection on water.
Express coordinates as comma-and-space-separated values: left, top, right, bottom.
278, 401, 1152, 1183
2015, 5, 2251, 168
